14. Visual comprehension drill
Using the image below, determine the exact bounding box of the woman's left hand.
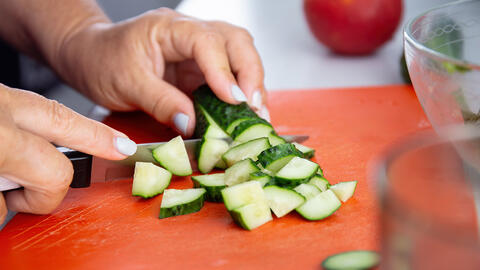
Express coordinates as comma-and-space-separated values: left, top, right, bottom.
58, 8, 268, 137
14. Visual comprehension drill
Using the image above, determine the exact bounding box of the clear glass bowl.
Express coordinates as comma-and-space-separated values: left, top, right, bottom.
404, 0, 480, 134
376, 125, 480, 269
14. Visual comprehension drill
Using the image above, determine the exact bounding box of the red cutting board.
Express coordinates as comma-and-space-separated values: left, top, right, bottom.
0, 85, 430, 270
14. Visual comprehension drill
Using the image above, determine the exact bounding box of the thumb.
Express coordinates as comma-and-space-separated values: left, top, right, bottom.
6, 88, 137, 160
134, 76, 196, 137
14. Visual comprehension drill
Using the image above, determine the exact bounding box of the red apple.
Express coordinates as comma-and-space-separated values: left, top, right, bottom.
304, 0, 403, 55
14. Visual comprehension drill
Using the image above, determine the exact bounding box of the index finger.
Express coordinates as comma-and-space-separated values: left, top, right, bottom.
5, 88, 137, 160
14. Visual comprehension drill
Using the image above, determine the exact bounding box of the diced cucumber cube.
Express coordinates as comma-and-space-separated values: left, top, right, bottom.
132, 162, 172, 198
330, 181, 357, 202
152, 135, 192, 176
264, 185, 305, 217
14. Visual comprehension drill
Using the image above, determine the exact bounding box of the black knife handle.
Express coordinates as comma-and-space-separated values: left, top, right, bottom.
57, 147, 92, 188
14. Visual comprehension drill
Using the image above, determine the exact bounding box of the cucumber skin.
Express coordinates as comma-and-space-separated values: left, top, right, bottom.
159, 195, 205, 219
193, 85, 259, 132
266, 176, 312, 189
321, 250, 380, 270
193, 104, 215, 139
230, 118, 272, 140
257, 143, 303, 169
192, 178, 225, 202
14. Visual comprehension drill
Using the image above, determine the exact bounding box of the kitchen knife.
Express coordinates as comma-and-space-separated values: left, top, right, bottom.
0, 135, 309, 192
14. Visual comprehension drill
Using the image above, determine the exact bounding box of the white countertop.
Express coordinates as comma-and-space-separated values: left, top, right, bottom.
177, 0, 453, 90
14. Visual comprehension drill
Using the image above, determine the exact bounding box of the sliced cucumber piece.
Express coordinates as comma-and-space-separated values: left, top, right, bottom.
230, 202, 273, 230
330, 181, 357, 202
224, 158, 260, 186
196, 137, 230, 174
296, 189, 341, 220
294, 183, 321, 200
274, 157, 319, 188
321, 250, 380, 270
264, 185, 305, 218
317, 167, 324, 177
192, 173, 226, 202
215, 158, 227, 170
226, 118, 252, 134
152, 135, 192, 176
159, 188, 206, 218
222, 137, 271, 167
267, 132, 286, 146
132, 162, 172, 198
257, 143, 304, 173
308, 175, 330, 192
231, 118, 274, 143
194, 85, 258, 132
292, 142, 315, 159
250, 171, 272, 187
194, 103, 230, 139
221, 180, 266, 211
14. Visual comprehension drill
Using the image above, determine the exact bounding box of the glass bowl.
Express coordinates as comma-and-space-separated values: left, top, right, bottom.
404, 0, 480, 134
375, 125, 480, 269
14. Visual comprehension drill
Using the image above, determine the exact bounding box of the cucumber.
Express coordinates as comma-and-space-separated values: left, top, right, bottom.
292, 142, 315, 159
257, 143, 304, 173
230, 202, 273, 230
222, 137, 271, 167
215, 159, 227, 170
250, 171, 272, 187
224, 158, 260, 186
296, 189, 341, 221
221, 180, 267, 211
231, 118, 274, 143
159, 188, 206, 218
196, 137, 230, 173
274, 157, 319, 188
321, 250, 380, 270
226, 118, 253, 134
132, 162, 172, 198
191, 173, 226, 202
330, 181, 357, 202
308, 175, 330, 192
294, 183, 321, 200
194, 103, 229, 139
267, 132, 286, 146
317, 167, 324, 177
264, 185, 305, 218
152, 135, 192, 176
193, 85, 259, 132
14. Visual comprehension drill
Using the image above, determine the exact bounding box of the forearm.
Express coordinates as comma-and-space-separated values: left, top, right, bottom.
0, 0, 110, 68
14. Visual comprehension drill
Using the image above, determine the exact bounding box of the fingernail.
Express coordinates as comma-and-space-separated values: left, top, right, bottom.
259, 105, 271, 122
115, 137, 137, 156
251, 91, 262, 110
173, 113, 189, 136
231, 85, 247, 102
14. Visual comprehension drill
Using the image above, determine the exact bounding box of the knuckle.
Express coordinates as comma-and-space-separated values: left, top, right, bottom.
50, 158, 74, 193
232, 27, 254, 42
197, 30, 223, 44
46, 100, 76, 138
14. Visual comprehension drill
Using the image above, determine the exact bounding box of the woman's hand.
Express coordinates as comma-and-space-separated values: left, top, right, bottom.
0, 84, 137, 223
57, 8, 268, 137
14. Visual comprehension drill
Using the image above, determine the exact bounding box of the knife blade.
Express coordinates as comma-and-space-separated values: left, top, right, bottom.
0, 135, 309, 192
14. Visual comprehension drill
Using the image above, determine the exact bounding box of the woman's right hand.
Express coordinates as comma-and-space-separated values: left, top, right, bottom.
0, 83, 137, 224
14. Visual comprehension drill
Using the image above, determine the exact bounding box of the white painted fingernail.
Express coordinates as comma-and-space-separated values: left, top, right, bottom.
251, 91, 262, 110
231, 85, 247, 102
115, 137, 137, 156
173, 113, 189, 136
259, 105, 271, 122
